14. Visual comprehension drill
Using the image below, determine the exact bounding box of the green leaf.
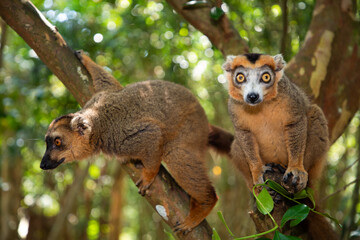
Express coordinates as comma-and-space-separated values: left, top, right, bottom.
212, 228, 221, 240
217, 211, 235, 237
210, 7, 225, 21
274, 231, 302, 240
266, 180, 290, 197
183, 0, 210, 9
256, 188, 274, 215
281, 204, 310, 228
293, 189, 308, 200
305, 187, 316, 209
164, 229, 176, 240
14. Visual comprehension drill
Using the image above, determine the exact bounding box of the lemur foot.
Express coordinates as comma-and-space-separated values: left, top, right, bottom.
74, 50, 85, 61
282, 167, 308, 194
135, 177, 154, 196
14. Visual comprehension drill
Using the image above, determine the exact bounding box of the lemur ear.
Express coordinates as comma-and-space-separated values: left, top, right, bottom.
70, 115, 92, 136
222, 55, 236, 72
273, 54, 286, 72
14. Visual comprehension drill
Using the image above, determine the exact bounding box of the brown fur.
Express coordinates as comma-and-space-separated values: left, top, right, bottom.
223, 54, 329, 193
224, 53, 335, 239
41, 51, 234, 233
230, 55, 276, 71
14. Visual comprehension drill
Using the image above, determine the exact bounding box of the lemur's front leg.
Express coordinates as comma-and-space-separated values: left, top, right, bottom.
283, 117, 308, 193
236, 129, 268, 189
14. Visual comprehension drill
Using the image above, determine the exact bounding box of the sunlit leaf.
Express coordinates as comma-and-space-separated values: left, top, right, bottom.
281, 204, 310, 228
256, 188, 274, 215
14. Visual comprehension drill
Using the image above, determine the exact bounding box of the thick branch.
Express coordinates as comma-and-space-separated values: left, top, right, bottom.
285, 0, 360, 142
165, 0, 249, 56
0, 0, 212, 239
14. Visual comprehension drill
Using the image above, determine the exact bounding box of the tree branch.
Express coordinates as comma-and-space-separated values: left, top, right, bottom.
0, 0, 212, 239
0, 19, 7, 69
280, 0, 289, 59
165, 0, 249, 56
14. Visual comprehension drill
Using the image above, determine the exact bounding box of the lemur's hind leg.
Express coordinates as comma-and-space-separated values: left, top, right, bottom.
164, 147, 217, 233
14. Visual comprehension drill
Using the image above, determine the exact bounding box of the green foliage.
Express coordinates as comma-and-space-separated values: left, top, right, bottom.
214, 179, 340, 239
280, 204, 310, 228
256, 188, 274, 215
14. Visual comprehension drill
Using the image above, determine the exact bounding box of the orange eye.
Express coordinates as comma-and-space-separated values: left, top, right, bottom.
54, 138, 62, 147
261, 73, 271, 83
235, 73, 245, 83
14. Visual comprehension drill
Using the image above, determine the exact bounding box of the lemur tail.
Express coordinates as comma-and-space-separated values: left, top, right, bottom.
208, 124, 234, 157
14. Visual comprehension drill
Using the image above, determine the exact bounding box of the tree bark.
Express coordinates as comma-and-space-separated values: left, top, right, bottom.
165, 0, 249, 56
0, 1, 213, 239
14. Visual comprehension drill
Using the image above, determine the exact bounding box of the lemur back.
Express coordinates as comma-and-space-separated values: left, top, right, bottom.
41, 51, 234, 233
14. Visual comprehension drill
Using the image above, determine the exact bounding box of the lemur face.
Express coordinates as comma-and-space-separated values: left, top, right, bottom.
41, 114, 93, 170
222, 53, 285, 105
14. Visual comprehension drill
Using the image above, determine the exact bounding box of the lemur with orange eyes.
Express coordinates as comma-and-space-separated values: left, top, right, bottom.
223, 53, 329, 194
41, 51, 234, 233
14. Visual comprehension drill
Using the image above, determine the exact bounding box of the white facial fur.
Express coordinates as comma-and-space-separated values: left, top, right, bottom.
232, 65, 275, 105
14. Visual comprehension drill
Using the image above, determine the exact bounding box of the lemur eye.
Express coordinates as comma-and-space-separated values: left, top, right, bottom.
261, 73, 271, 83
235, 73, 246, 84
54, 138, 62, 147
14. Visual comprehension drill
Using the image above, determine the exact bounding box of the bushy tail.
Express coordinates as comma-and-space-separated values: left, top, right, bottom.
208, 124, 234, 157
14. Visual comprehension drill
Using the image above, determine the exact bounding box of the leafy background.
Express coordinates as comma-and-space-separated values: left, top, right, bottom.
0, 0, 359, 239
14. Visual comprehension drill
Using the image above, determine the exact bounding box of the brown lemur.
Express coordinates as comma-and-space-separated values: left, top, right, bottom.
40, 51, 234, 232
222, 53, 329, 194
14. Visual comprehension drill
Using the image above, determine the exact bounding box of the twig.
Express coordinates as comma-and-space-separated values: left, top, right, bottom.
321, 178, 360, 203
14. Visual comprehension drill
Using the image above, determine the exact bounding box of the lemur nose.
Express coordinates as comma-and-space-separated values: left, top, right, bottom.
247, 93, 260, 104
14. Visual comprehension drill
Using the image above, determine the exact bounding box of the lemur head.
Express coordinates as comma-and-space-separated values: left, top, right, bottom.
40, 114, 93, 170
222, 53, 286, 105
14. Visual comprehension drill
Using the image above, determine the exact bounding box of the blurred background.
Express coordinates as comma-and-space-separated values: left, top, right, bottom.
0, 0, 359, 239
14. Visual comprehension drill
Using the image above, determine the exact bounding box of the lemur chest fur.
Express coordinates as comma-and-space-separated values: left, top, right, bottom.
232, 98, 290, 164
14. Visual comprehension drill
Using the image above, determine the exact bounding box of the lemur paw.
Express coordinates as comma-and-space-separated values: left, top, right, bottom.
135, 177, 154, 196
282, 167, 308, 194
74, 50, 85, 61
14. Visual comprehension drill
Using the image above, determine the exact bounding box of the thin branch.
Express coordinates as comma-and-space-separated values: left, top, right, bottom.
165, 0, 248, 56
321, 178, 360, 203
